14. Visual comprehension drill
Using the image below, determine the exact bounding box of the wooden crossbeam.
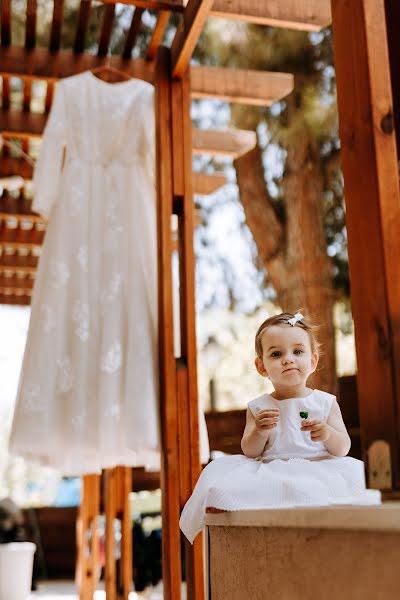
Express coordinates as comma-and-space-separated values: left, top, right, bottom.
171, 0, 214, 78
101, 0, 185, 10
193, 172, 227, 194
50, 0, 65, 53
74, 0, 92, 54
0, 111, 256, 157
0, 46, 153, 82
1, 0, 11, 46
0, 158, 227, 194
26, 0, 37, 50
0, 47, 293, 105
146, 10, 170, 61
98, 3, 116, 56
191, 65, 294, 106
192, 128, 256, 157
122, 7, 144, 60
210, 0, 331, 32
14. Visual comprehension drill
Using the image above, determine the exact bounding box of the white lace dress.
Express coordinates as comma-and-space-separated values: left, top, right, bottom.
9, 72, 161, 474
180, 389, 381, 543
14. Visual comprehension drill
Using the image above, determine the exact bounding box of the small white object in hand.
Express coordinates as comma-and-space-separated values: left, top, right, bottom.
287, 312, 304, 326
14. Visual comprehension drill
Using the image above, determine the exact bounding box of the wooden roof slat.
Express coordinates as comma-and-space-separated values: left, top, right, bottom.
1, 76, 10, 110
210, 0, 331, 32
192, 128, 257, 157
191, 65, 294, 106
50, 0, 65, 53
25, 0, 37, 50
146, 10, 170, 61
0, 46, 153, 83
45, 81, 54, 113
101, 0, 184, 11
0, 111, 257, 157
0, 212, 45, 224
73, 0, 92, 55
23, 79, 32, 112
98, 3, 116, 57
0, 156, 33, 178
0, 48, 293, 106
1, 0, 11, 46
171, 0, 214, 78
122, 7, 144, 60
0, 265, 37, 273
193, 172, 227, 195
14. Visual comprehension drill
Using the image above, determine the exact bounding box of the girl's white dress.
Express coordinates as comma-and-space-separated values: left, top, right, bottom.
180, 389, 381, 543
9, 72, 209, 475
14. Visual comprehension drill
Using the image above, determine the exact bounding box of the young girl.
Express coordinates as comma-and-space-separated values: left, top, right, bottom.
180, 312, 381, 543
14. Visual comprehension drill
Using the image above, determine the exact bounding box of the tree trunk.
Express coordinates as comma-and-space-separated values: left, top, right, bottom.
234, 137, 336, 394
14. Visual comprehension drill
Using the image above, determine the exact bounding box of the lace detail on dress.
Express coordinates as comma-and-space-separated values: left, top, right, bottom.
76, 245, 88, 271
101, 273, 122, 314
50, 260, 70, 288
69, 185, 84, 217
72, 301, 90, 342
21, 384, 47, 412
56, 357, 74, 393
71, 413, 86, 432
101, 341, 122, 374
40, 304, 56, 333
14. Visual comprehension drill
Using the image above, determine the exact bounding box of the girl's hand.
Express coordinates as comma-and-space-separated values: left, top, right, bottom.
255, 409, 280, 431
301, 419, 331, 442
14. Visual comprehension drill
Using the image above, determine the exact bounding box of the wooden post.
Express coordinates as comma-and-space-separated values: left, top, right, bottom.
76, 474, 101, 600
155, 45, 204, 600
171, 69, 204, 600
331, 0, 400, 489
155, 46, 183, 600
104, 466, 133, 600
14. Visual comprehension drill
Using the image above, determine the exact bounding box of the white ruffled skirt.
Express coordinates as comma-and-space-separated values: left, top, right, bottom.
179, 454, 381, 543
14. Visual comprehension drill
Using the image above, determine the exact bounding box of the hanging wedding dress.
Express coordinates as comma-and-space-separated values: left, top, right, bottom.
9, 71, 209, 475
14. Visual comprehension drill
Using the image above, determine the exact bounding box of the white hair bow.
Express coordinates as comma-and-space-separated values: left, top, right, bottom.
287, 312, 304, 326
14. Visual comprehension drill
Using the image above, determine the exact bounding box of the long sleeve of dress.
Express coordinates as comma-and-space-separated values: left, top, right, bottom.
32, 83, 66, 218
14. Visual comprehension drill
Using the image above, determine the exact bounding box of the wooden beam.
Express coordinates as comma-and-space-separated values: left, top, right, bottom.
191, 65, 294, 106
0, 46, 153, 82
0, 111, 256, 157
155, 46, 182, 600
193, 128, 256, 157
76, 475, 101, 600
171, 0, 213, 78
146, 10, 170, 61
210, 0, 331, 32
98, 3, 115, 57
122, 7, 144, 60
25, 0, 37, 50
193, 172, 227, 194
74, 0, 92, 54
0, 158, 227, 195
49, 0, 65, 53
1, 0, 11, 46
331, 0, 400, 488
0, 47, 293, 105
101, 0, 184, 10
171, 64, 204, 599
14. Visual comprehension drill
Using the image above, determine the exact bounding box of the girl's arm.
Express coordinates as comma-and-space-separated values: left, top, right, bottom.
241, 407, 279, 458
301, 399, 351, 457
324, 399, 351, 456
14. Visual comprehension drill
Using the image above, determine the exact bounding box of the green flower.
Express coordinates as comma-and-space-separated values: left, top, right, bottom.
299, 411, 309, 419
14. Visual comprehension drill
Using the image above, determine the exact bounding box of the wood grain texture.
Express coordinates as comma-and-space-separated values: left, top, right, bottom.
208, 524, 400, 600
210, 0, 331, 31
171, 0, 213, 78
155, 46, 182, 600
331, 0, 400, 488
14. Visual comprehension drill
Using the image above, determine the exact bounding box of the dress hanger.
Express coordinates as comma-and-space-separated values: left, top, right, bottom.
91, 49, 131, 83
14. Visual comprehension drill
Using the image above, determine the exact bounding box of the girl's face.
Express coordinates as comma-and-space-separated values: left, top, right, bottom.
255, 325, 318, 390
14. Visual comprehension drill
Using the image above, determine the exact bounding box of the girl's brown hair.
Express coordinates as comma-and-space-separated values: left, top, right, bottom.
255, 312, 320, 360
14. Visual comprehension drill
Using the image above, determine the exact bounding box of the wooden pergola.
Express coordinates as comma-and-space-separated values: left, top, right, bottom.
1, 1, 400, 599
